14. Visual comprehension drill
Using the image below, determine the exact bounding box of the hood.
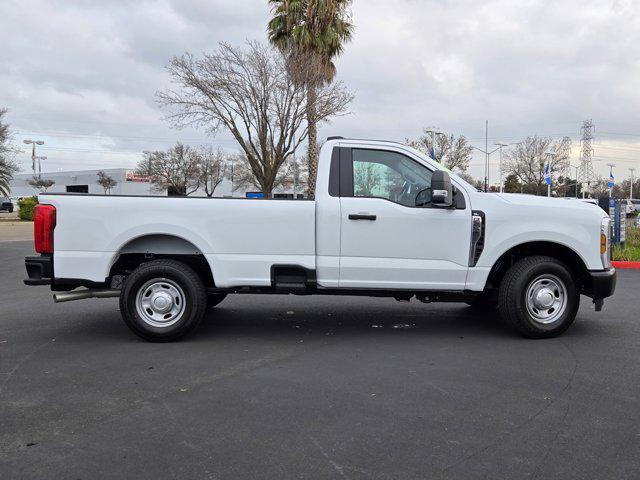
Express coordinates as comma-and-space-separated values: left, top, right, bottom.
465, 192, 609, 223
494, 193, 602, 211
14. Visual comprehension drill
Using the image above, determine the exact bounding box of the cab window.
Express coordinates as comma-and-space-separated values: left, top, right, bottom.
352, 149, 432, 207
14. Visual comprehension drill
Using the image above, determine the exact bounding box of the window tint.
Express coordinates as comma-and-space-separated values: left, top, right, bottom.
352, 149, 432, 207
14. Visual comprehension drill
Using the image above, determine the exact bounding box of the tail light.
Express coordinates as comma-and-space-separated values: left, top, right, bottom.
34, 204, 56, 253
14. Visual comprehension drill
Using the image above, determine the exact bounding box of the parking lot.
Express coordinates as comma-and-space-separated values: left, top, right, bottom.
1, 237, 639, 479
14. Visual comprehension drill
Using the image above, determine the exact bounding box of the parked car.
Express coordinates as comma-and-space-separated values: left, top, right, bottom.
0, 197, 14, 213
620, 199, 635, 215
630, 199, 640, 213
23, 138, 616, 341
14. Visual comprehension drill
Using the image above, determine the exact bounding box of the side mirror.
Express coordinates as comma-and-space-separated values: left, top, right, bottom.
430, 170, 453, 207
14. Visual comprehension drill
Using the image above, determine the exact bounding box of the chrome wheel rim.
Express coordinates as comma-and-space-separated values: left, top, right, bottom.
525, 274, 567, 325
135, 278, 186, 328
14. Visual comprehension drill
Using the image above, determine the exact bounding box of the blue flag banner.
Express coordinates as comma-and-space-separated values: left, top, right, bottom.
544, 162, 552, 186
608, 171, 615, 189
430, 145, 436, 160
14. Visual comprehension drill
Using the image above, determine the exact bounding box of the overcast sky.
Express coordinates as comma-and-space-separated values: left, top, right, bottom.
1, 0, 639, 183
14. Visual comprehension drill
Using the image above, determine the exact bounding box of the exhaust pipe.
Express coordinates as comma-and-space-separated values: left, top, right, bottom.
53, 289, 120, 303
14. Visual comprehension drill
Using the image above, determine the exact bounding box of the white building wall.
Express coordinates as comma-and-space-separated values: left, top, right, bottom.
10, 169, 163, 198
9, 169, 303, 199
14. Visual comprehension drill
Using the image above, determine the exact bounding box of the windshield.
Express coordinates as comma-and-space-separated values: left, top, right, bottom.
450, 172, 478, 192
405, 145, 478, 192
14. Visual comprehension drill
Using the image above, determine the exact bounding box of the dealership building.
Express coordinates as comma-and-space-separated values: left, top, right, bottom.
9, 168, 302, 199
10, 169, 161, 197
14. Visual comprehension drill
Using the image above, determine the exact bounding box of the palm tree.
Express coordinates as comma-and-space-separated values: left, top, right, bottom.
0, 109, 19, 197
268, 0, 353, 198
0, 159, 16, 197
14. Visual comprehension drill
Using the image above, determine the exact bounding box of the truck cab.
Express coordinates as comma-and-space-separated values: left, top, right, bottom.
24, 138, 616, 341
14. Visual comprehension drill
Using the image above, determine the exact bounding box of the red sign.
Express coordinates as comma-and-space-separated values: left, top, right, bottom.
125, 171, 150, 182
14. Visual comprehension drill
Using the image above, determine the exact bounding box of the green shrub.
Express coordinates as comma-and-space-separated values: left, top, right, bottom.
17, 196, 38, 221
612, 225, 640, 261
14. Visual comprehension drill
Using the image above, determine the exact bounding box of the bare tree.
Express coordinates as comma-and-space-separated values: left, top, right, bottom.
96, 170, 118, 194
504, 136, 571, 195
588, 179, 612, 199
137, 142, 201, 196
27, 176, 55, 192
230, 153, 299, 195
458, 172, 479, 188
407, 131, 473, 173
270, 155, 309, 196
353, 162, 381, 196
614, 178, 640, 199
288, 156, 308, 197
157, 41, 352, 198
198, 146, 227, 197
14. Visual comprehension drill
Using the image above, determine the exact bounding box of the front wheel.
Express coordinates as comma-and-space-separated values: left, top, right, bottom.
498, 256, 580, 338
119, 259, 207, 342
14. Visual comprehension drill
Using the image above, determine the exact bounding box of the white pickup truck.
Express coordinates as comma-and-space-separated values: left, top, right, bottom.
24, 138, 616, 341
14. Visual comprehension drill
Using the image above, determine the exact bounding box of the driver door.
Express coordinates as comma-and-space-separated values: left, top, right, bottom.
338, 146, 471, 290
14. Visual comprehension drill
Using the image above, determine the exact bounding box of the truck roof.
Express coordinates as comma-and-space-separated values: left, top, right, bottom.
325, 136, 408, 147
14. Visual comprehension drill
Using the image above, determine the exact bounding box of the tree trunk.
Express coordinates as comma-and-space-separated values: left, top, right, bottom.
306, 85, 319, 199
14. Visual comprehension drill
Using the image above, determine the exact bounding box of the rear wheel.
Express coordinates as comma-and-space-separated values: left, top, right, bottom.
498, 256, 580, 338
119, 259, 207, 342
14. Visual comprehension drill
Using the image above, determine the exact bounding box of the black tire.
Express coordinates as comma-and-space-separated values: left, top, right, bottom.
119, 259, 207, 342
498, 255, 580, 338
207, 293, 227, 309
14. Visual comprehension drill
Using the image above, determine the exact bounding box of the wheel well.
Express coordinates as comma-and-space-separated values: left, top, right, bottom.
108, 235, 215, 288
485, 241, 589, 290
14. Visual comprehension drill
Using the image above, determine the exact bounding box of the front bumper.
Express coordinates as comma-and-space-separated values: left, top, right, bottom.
24, 255, 52, 286
583, 267, 616, 300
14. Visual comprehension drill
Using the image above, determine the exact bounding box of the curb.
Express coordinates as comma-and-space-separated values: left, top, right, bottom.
612, 261, 640, 269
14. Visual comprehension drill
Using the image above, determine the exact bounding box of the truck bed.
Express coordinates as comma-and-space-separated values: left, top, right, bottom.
41, 194, 316, 288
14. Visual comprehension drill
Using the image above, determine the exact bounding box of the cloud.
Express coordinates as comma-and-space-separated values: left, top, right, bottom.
1, 0, 639, 182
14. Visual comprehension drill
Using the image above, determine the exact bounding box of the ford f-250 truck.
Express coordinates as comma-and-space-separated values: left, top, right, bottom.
24, 138, 616, 341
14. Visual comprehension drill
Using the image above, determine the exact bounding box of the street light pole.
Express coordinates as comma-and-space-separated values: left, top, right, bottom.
484, 120, 489, 192
630, 167, 636, 199
472, 145, 501, 192
23, 139, 45, 175
424, 128, 443, 162
494, 142, 508, 193
574, 165, 580, 198
34, 155, 47, 179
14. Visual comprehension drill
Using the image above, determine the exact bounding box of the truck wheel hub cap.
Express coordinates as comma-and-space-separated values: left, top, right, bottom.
535, 289, 555, 309
525, 274, 567, 325
152, 292, 173, 313
136, 278, 186, 328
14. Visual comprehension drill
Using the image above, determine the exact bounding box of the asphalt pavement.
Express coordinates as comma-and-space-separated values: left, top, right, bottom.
0, 221, 33, 242
1, 240, 639, 479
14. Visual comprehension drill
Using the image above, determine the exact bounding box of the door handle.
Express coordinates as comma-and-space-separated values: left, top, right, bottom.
348, 214, 377, 221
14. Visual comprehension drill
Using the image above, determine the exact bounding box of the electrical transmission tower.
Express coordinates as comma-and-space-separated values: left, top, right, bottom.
577, 119, 598, 198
